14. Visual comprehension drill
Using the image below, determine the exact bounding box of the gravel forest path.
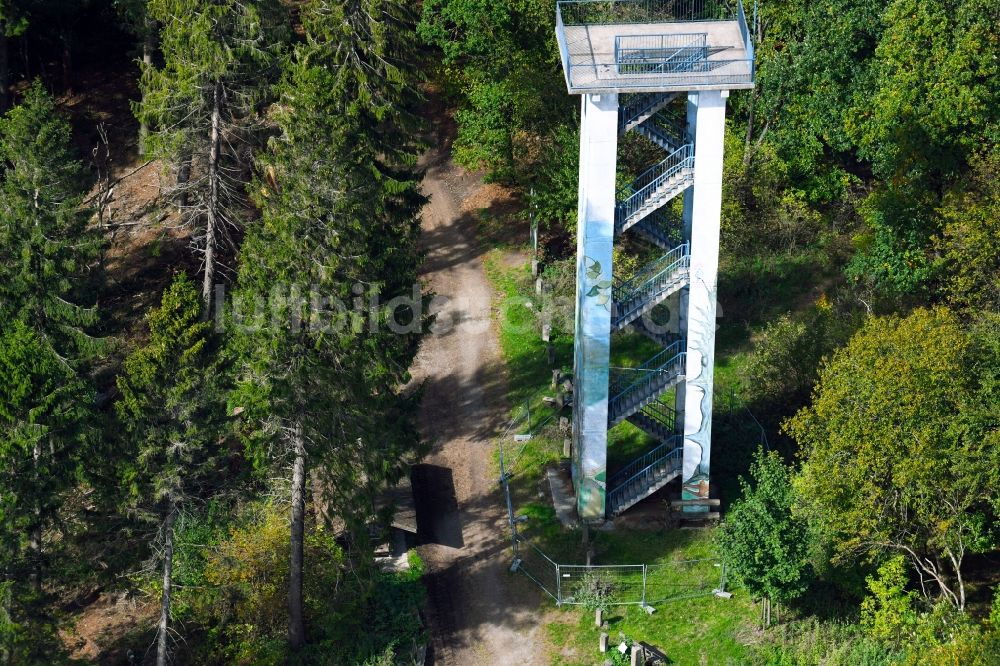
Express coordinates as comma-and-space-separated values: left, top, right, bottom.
409, 114, 548, 666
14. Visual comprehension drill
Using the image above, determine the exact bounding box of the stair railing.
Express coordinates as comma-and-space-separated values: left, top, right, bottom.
608, 342, 687, 419
607, 444, 684, 513
608, 438, 683, 491
612, 242, 689, 306
616, 144, 694, 225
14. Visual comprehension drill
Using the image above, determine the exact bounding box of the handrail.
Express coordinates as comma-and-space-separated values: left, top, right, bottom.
640, 399, 677, 432
737, 0, 754, 78
607, 445, 684, 512
614, 339, 686, 375
555, 3, 574, 90
608, 341, 686, 413
612, 242, 689, 304
616, 144, 694, 224
563, 56, 755, 92
608, 439, 682, 490
619, 92, 673, 130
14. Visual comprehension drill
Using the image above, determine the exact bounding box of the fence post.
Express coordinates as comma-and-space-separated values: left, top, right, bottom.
641, 564, 647, 606
555, 564, 562, 605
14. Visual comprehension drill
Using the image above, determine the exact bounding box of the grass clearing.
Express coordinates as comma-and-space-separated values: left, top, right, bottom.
482, 238, 760, 664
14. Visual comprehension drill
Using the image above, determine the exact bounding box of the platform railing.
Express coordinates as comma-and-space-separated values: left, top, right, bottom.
557, 0, 735, 27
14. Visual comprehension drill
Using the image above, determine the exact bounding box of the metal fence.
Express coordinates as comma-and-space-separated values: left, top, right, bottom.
512, 534, 726, 607
498, 400, 727, 607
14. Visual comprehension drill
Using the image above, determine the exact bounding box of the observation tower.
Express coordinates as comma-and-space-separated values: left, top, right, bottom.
556, 0, 755, 521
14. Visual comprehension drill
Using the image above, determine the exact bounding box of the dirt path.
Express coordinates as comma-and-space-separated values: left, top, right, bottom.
410, 118, 547, 665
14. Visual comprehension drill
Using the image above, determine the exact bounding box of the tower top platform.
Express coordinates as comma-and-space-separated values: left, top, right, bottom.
556, 0, 755, 94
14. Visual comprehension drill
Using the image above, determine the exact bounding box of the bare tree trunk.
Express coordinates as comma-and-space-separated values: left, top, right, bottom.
61, 35, 72, 95
176, 153, 192, 209
138, 14, 156, 156
28, 441, 42, 592
202, 80, 222, 310
0, 27, 9, 113
288, 421, 307, 651
156, 506, 178, 666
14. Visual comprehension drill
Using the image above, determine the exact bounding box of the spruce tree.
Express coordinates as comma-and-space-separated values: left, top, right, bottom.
0, 84, 101, 609
229, 0, 425, 651
136, 0, 286, 308
116, 273, 226, 666
0, 82, 101, 358
0, 319, 92, 659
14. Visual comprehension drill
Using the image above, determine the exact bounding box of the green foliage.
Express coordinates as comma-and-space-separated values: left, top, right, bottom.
936, 150, 1000, 311
0, 81, 101, 660
788, 307, 1000, 609
741, 297, 857, 411
0, 320, 91, 659
231, 0, 425, 537
860, 557, 920, 644
747, 617, 905, 665
718, 450, 814, 605
166, 501, 426, 665
756, 0, 886, 194
575, 571, 618, 612
527, 123, 580, 239
116, 272, 226, 514
419, 0, 572, 191
138, 0, 285, 161
0, 82, 100, 358
846, 0, 1000, 182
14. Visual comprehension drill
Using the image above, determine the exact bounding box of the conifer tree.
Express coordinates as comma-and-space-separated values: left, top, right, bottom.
0, 85, 101, 604
0, 319, 92, 656
116, 273, 226, 666
0, 82, 101, 357
230, 0, 425, 650
136, 0, 286, 308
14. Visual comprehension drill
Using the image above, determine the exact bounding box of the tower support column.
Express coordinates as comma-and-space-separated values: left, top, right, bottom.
680, 90, 727, 510
571, 92, 619, 522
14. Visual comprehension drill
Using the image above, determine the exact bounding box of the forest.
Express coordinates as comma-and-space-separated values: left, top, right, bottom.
0, 0, 998, 664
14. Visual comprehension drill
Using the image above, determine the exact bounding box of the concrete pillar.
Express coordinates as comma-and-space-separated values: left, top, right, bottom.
571, 92, 618, 522
675, 94, 699, 433
681, 90, 727, 510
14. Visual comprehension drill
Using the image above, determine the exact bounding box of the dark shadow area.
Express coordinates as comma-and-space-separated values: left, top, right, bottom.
411, 464, 465, 549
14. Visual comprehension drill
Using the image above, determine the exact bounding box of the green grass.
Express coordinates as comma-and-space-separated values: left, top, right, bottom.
541, 531, 756, 666
484, 249, 574, 408
486, 248, 824, 666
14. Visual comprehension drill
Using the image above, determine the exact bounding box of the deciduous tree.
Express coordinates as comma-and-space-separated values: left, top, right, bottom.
787, 307, 1000, 610
718, 449, 813, 626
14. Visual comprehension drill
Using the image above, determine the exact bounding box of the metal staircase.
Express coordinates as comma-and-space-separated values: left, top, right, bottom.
629, 310, 683, 347
612, 243, 689, 330
604, 91, 696, 518
619, 92, 681, 134
616, 145, 694, 232
608, 341, 686, 427
617, 208, 684, 250
627, 399, 677, 441
606, 441, 684, 517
